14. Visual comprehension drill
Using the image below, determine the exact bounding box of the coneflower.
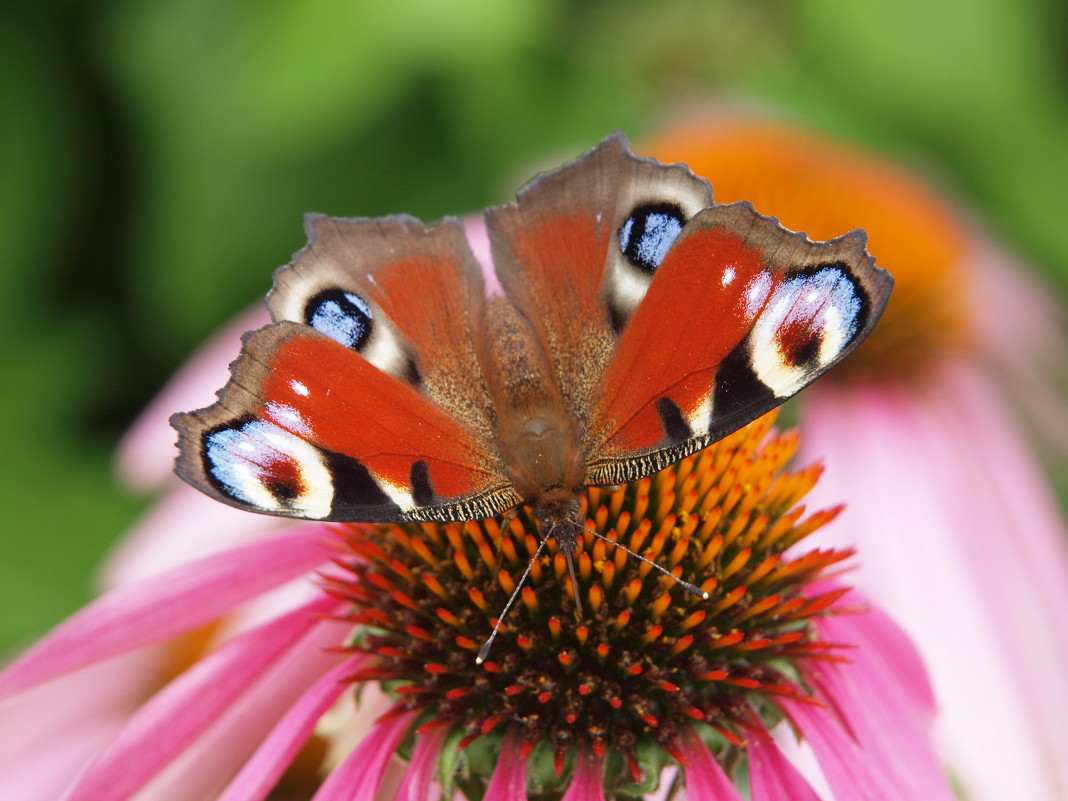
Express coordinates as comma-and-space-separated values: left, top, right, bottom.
0, 412, 953, 800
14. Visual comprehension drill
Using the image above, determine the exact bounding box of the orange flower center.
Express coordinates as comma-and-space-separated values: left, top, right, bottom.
329, 412, 852, 792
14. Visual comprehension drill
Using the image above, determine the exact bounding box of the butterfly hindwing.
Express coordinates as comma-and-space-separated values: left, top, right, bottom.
485, 133, 713, 422
585, 200, 891, 485
172, 217, 521, 523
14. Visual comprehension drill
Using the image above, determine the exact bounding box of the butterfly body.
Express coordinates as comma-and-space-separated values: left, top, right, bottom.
172, 134, 892, 562
478, 297, 585, 549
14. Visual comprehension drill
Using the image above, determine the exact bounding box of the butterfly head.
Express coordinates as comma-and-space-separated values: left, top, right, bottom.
531, 488, 584, 555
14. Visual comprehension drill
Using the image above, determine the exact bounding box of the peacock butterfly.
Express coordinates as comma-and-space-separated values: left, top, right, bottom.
172, 134, 891, 641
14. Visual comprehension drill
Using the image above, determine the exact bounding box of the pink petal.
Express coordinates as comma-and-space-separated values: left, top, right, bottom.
311, 711, 416, 801
62, 596, 339, 801
747, 735, 821, 801
483, 728, 529, 801
0, 647, 158, 763
782, 606, 954, 801
3, 713, 123, 801
116, 306, 270, 491
768, 725, 833, 801
677, 727, 743, 801
0, 651, 160, 801
971, 240, 1068, 451
811, 598, 953, 799
133, 618, 353, 801
799, 378, 1068, 799
780, 698, 897, 801
393, 722, 449, 801
101, 483, 290, 589
211, 654, 363, 801
461, 214, 503, 297
939, 365, 1068, 700
561, 746, 604, 801
805, 660, 949, 801
926, 371, 1068, 797
811, 586, 935, 718
0, 526, 333, 702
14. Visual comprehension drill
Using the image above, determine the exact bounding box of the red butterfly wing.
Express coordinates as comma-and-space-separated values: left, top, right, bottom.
173, 217, 520, 522
486, 134, 713, 421
585, 202, 891, 484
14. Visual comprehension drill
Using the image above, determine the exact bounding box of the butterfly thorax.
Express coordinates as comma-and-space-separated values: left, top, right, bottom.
480, 298, 587, 542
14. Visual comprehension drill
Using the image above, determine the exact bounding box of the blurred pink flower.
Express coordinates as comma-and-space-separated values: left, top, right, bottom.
0, 313, 954, 799
647, 113, 1068, 800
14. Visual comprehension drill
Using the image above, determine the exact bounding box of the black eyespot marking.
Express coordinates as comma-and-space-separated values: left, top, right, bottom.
712, 340, 775, 426
618, 203, 686, 273
324, 449, 397, 515
304, 288, 374, 350
264, 473, 302, 504
783, 334, 821, 369
201, 416, 318, 512
404, 357, 424, 388
410, 460, 435, 506
655, 397, 692, 444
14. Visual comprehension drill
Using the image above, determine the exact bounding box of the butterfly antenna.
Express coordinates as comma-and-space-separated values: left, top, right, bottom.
582, 525, 709, 599
476, 531, 552, 664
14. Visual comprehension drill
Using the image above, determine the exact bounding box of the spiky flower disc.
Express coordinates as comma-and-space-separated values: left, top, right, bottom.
323, 411, 852, 793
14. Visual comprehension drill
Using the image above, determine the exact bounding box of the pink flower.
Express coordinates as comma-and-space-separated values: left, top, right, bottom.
0, 375, 954, 800
646, 113, 1068, 799
1, 155, 958, 799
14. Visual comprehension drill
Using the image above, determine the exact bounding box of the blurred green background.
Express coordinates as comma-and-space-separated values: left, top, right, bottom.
2, 0, 1066, 653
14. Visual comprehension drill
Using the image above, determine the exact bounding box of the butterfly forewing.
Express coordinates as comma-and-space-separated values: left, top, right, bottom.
173, 216, 521, 523
584, 201, 891, 485
485, 134, 712, 424
269, 214, 497, 441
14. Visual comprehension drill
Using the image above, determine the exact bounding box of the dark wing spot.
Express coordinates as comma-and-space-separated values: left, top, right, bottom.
263, 465, 304, 504
304, 288, 374, 350
324, 449, 399, 515
777, 320, 822, 368
655, 397, 693, 444
712, 340, 775, 422
618, 203, 686, 274
404, 357, 424, 387
409, 460, 436, 507
202, 417, 308, 509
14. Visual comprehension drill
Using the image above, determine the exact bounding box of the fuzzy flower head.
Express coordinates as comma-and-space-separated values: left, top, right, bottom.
320, 411, 883, 797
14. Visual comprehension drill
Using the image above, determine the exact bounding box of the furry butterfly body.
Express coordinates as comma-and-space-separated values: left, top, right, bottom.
172, 134, 891, 562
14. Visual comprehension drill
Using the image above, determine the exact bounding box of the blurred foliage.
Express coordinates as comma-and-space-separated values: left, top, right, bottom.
0, 0, 1065, 651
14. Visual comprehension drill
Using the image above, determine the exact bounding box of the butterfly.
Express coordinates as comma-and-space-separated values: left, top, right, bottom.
172, 133, 891, 626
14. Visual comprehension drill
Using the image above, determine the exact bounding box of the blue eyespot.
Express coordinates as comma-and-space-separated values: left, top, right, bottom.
304, 289, 374, 350
618, 203, 686, 273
